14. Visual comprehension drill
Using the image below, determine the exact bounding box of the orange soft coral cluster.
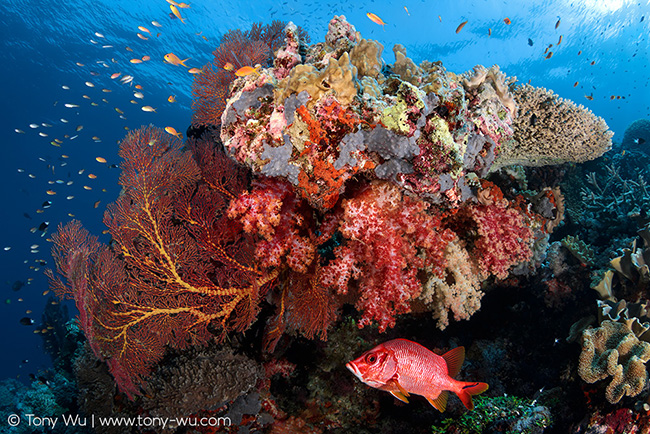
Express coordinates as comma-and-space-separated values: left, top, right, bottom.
292, 99, 365, 210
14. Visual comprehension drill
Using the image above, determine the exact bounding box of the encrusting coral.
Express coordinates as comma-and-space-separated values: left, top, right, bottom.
578, 320, 650, 404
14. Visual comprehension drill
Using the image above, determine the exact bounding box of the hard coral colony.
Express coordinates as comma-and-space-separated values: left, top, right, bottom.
47, 14, 615, 428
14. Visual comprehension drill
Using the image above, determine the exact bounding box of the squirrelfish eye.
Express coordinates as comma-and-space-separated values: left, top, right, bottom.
365, 353, 377, 364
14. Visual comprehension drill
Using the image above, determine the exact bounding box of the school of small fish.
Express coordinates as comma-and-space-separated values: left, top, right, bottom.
6, 0, 202, 325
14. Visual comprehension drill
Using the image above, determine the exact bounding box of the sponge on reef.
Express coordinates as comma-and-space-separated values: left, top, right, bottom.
277, 52, 358, 107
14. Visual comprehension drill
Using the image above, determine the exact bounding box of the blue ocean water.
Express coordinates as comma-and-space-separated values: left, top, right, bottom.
0, 0, 648, 394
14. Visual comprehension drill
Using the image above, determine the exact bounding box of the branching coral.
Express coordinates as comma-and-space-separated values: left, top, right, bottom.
581, 163, 650, 222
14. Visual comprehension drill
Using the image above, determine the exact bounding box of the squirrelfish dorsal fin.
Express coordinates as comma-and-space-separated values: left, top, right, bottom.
442, 346, 465, 377
427, 390, 449, 412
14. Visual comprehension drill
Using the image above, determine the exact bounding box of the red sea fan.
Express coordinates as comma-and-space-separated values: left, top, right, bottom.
227, 176, 340, 351
191, 30, 269, 128
47, 127, 276, 398
247, 20, 310, 53
191, 62, 232, 129
191, 36, 269, 128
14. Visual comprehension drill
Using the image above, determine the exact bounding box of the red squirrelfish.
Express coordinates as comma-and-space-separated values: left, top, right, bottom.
346, 339, 488, 412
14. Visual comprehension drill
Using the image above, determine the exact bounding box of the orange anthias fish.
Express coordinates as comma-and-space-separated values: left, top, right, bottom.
346, 339, 488, 412
164, 126, 182, 139
367, 12, 386, 29
170, 4, 186, 23
164, 52, 190, 67
235, 65, 260, 77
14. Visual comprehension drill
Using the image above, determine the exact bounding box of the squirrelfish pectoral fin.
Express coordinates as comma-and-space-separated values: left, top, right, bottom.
386, 378, 410, 403
389, 390, 409, 403
441, 346, 465, 378
427, 391, 448, 412
395, 379, 410, 398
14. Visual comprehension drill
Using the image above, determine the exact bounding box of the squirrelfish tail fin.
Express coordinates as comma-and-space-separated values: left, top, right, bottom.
456, 382, 489, 410
441, 346, 465, 377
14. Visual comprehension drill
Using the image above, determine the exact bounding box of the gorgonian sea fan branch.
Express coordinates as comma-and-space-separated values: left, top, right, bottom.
47, 127, 275, 398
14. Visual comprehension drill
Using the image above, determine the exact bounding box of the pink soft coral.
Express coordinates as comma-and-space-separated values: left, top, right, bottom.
228, 177, 316, 273
462, 203, 534, 279
320, 181, 455, 331
228, 177, 339, 348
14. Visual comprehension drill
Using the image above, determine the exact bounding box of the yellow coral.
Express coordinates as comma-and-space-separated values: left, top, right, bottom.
277, 52, 358, 107
350, 38, 384, 79
392, 44, 421, 85
578, 320, 650, 403
380, 82, 426, 135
